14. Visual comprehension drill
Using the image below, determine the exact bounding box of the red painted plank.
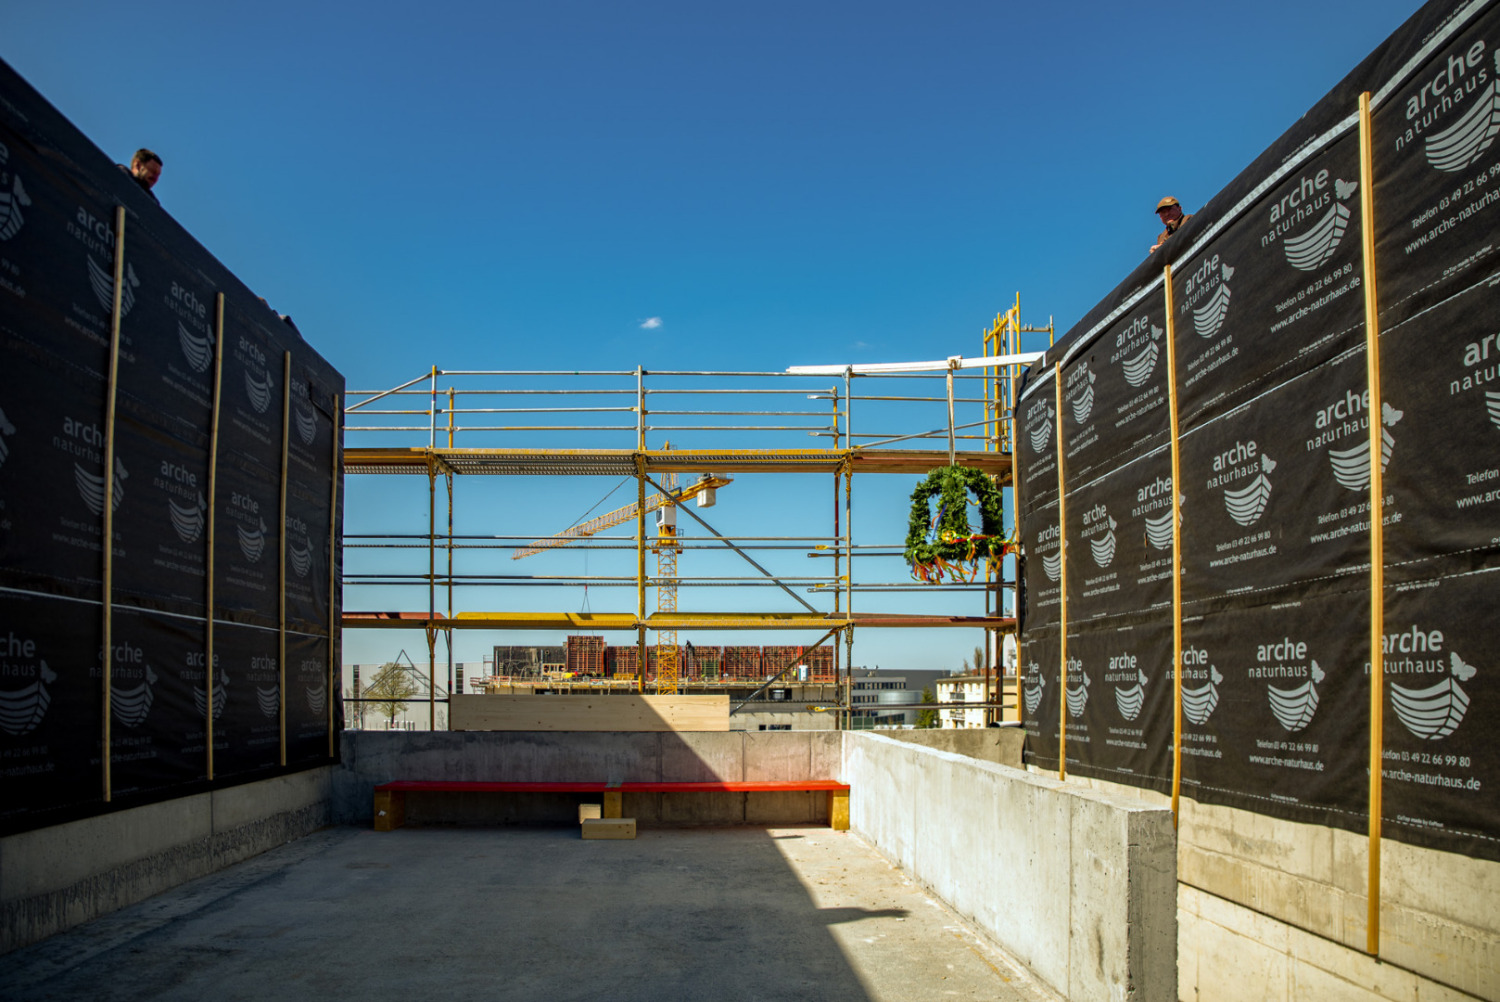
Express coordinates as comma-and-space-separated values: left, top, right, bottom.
373, 780, 849, 794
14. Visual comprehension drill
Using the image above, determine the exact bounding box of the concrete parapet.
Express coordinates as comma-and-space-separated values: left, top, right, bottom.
873, 726, 1025, 767
335, 730, 841, 826
842, 732, 1177, 1002
0, 767, 333, 955
1067, 771, 1499, 1000
1179, 884, 1482, 1002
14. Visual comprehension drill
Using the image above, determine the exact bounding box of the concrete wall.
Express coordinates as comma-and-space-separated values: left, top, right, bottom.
337, 730, 842, 826
1064, 773, 1498, 1001
842, 732, 1177, 1002
874, 726, 1025, 767
731, 708, 837, 731
0, 767, 333, 955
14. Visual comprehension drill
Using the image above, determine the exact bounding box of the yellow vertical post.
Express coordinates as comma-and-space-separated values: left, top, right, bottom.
1164, 264, 1184, 827
101, 205, 127, 801
655, 468, 679, 695
445, 471, 453, 697
428, 458, 436, 730
279, 352, 291, 766
1053, 365, 1067, 781
446, 387, 454, 701
426, 626, 437, 730
636, 455, 647, 693
635, 364, 648, 694
327, 395, 340, 757
1010, 335, 1024, 729
1010, 293, 1021, 453
207, 294, 226, 779
832, 470, 841, 621
844, 465, 853, 628
1359, 90, 1385, 958
844, 626, 854, 729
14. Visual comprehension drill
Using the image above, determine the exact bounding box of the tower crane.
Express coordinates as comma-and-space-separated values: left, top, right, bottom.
513, 466, 733, 694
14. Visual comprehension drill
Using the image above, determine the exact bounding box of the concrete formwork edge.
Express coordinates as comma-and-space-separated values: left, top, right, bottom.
0, 767, 334, 955
840, 731, 1177, 1002
335, 730, 843, 826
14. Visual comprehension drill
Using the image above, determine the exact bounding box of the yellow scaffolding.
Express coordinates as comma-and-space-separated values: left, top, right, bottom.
343, 339, 1038, 715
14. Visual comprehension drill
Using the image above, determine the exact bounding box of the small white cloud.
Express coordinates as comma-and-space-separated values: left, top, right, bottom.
852, 340, 870, 350
640, 317, 662, 330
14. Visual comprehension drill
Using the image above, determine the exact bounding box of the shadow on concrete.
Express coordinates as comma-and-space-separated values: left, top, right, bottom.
818, 907, 911, 925
0, 826, 889, 1002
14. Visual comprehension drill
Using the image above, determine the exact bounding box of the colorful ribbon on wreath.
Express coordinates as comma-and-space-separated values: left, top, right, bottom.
903, 465, 1012, 584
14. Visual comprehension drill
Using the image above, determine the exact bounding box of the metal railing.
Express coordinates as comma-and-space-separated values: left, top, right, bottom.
341, 303, 1050, 725
343, 366, 1014, 460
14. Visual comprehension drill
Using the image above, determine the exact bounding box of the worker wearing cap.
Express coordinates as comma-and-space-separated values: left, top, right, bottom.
1150, 196, 1190, 254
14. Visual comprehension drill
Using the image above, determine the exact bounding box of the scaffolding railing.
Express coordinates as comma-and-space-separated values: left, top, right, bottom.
342, 299, 1048, 724
344, 366, 1009, 459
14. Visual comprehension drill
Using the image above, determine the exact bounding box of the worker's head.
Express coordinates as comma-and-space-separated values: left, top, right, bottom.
1155, 195, 1183, 226
131, 148, 162, 189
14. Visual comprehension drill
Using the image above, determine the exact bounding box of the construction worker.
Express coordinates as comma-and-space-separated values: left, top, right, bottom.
118, 148, 162, 204
1150, 196, 1190, 254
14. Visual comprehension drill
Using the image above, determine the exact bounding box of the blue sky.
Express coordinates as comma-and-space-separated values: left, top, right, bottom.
5, 0, 1421, 675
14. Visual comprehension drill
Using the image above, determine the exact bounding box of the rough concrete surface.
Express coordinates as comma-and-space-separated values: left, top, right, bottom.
1070, 771, 1498, 1001
843, 732, 1177, 1002
1, 767, 333, 955
875, 728, 1025, 768
0, 824, 1063, 1002
336, 730, 842, 826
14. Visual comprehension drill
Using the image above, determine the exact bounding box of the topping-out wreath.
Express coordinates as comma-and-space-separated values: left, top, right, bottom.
903, 465, 1012, 584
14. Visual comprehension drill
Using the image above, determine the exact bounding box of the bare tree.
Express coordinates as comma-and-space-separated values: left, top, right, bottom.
362, 662, 420, 728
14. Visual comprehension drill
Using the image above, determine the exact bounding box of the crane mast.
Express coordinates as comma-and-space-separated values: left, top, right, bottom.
513, 466, 732, 693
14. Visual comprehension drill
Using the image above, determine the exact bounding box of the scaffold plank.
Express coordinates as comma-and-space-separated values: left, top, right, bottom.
343, 610, 1015, 630
343, 446, 1011, 478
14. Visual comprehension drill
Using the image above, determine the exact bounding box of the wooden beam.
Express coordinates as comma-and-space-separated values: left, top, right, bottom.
449, 694, 729, 732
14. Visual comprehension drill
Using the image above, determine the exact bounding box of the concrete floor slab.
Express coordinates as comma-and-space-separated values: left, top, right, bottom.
0, 824, 1061, 1002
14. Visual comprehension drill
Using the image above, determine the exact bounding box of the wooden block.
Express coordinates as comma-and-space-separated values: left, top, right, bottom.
827, 790, 850, 831
449, 694, 729, 731
602, 791, 622, 818
373, 789, 406, 832
581, 818, 636, 840
578, 803, 602, 822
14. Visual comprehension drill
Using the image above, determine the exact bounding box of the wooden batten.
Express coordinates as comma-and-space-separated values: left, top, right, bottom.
449, 694, 730, 732
582, 818, 637, 840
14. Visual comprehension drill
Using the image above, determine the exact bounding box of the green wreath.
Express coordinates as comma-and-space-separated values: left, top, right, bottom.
903, 466, 1011, 583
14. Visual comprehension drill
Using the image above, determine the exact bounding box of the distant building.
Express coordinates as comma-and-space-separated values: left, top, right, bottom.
846, 668, 947, 728
936, 674, 990, 729
491, 645, 565, 678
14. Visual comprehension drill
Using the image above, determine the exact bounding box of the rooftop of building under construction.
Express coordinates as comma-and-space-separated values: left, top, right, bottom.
0, 823, 1061, 1002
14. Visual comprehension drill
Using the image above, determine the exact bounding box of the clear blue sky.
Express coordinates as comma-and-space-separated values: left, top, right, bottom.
5, 0, 1421, 675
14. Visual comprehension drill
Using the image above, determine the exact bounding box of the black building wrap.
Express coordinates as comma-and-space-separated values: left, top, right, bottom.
0, 59, 345, 834
1016, 0, 1500, 860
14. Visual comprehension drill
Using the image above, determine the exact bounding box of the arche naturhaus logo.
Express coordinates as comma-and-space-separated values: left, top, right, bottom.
0, 405, 14, 469
1378, 624, 1476, 741
1182, 255, 1234, 340
1391, 40, 1500, 171
1025, 396, 1053, 453
0, 141, 31, 242
1259, 169, 1360, 272
1023, 657, 1044, 715
0, 630, 55, 737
